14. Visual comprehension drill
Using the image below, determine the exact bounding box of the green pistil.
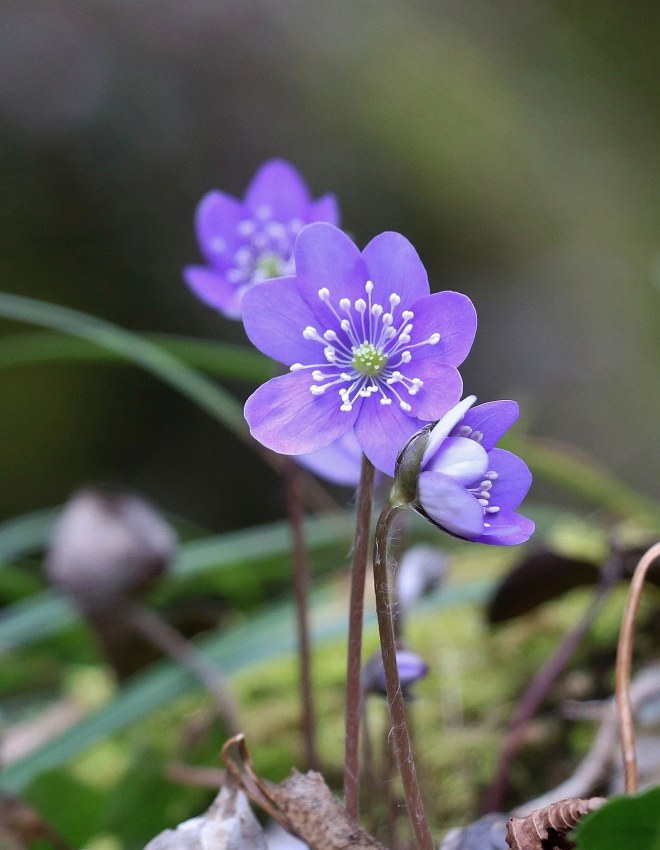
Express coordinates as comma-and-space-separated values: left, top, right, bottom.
352, 342, 387, 377
256, 254, 282, 279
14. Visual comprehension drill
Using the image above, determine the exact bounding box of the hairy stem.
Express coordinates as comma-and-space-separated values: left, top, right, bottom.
125, 601, 240, 734
284, 458, 319, 771
615, 541, 660, 793
343, 454, 376, 821
373, 504, 434, 850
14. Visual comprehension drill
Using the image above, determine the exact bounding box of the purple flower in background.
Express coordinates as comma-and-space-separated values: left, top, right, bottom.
184, 159, 339, 318
296, 431, 363, 487
362, 648, 429, 698
407, 395, 534, 545
243, 223, 476, 475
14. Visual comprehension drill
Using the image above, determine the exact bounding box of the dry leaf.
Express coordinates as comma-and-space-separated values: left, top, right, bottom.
506, 797, 605, 850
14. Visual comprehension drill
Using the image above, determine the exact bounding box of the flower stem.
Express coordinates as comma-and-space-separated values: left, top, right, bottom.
373, 504, 434, 850
615, 541, 660, 793
344, 454, 376, 821
284, 457, 319, 771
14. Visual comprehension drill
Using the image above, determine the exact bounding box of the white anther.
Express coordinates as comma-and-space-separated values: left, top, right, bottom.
399, 401, 412, 412
310, 385, 326, 395
256, 204, 272, 220
324, 347, 336, 361
484, 471, 499, 480
226, 269, 243, 283
303, 326, 318, 340
380, 397, 392, 405
323, 330, 337, 341
340, 372, 352, 380
472, 431, 484, 443
384, 327, 397, 339
339, 298, 351, 311
428, 333, 441, 344
371, 304, 383, 316
400, 351, 412, 363
390, 293, 401, 307
237, 220, 255, 236
399, 334, 411, 344
312, 370, 324, 381
365, 280, 374, 293
480, 480, 492, 490
486, 506, 500, 514
458, 426, 472, 436
340, 402, 352, 412
266, 222, 286, 239
234, 247, 252, 265
402, 310, 414, 321
479, 491, 491, 499
289, 218, 303, 233
340, 319, 351, 332
382, 313, 393, 326
478, 499, 489, 506
484, 523, 491, 528
355, 298, 366, 313
290, 363, 304, 371
318, 287, 330, 300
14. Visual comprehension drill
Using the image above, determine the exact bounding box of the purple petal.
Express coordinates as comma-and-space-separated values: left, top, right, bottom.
361, 232, 429, 310
354, 400, 422, 476
244, 370, 358, 455
294, 223, 370, 323
425, 436, 488, 485
241, 276, 324, 365
405, 361, 463, 421
407, 291, 477, 365
307, 193, 341, 226
244, 159, 310, 222
183, 266, 243, 318
194, 190, 244, 266
417, 471, 484, 537
421, 396, 477, 466
486, 448, 533, 510
456, 401, 519, 451
295, 431, 362, 487
470, 506, 535, 546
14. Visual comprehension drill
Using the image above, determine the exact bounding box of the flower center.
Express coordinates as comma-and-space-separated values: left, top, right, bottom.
352, 342, 387, 376
256, 253, 284, 280
290, 279, 442, 414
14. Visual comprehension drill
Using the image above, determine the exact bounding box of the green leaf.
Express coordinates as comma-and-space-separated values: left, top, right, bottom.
0, 292, 248, 438
0, 330, 272, 384
575, 788, 660, 849
0, 508, 58, 565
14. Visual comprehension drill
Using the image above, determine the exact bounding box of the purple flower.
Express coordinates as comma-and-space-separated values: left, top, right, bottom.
184, 159, 340, 318
296, 431, 362, 487
401, 395, 534, 545
243, 223, 477, 475
362, 648, 429, 698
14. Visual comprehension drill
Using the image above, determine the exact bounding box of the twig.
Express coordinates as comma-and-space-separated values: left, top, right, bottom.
284, 458, 319, 771
373, 503, 434, 850
344, 455, 376, 820
482, 570, 615, 812
125, 601, 241, 734
615, 541, 660, 793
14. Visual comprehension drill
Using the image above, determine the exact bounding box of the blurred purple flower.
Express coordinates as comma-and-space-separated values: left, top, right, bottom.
296, 430, 362, 487
184, 159, 339, 318
243, 223, 476, 475
362, 648, 429, 698
408, 395, 534, 545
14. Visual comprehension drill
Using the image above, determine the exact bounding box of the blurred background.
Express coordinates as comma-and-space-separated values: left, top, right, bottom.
0, 0, 658, 526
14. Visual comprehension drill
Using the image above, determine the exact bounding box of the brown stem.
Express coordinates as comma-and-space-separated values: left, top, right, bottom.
373, 504, 434, 850
284, 458, 319, 771
615, 541, 660, 793
125, 601, 241, 734
344, 455, 376, 821
481, 572, 615, 812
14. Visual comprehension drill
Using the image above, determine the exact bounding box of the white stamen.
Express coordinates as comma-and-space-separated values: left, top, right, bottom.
486, 506, 500, 514
380, 398, 392, 405
290, 363, 304, 371
365, 280, 374, 293
318, 287, 330, 301
399, 401, 412, 412
402, 310, 414, 321
400, 351, 412, 363
339, 298, 351, 311
428, 333, 441, 344
478, 499, 489, 506
310, 385, 326, 395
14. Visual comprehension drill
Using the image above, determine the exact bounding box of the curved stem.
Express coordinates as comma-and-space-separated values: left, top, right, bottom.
344, 455, 376, 821
373, 504, 434, 850
615, 541, 660, 793
284, 458, 319, 771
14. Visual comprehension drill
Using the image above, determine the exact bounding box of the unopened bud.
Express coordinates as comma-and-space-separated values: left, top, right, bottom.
361, 648, 429, 698
45, 486, 176, 612
390, 424, 433, 507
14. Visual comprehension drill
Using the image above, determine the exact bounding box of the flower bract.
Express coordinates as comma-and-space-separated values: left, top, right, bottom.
406, 395, 534, 545
184, 159, 339, 318
243, 223, 477, 475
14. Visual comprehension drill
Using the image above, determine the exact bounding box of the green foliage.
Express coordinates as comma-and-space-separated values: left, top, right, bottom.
575, 788, 660, 850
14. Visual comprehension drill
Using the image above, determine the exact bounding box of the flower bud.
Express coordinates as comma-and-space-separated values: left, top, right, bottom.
45, 486, 176, 612
396, 545, 447, 613
361, 648, 429, 699
390, 424, 433, 507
